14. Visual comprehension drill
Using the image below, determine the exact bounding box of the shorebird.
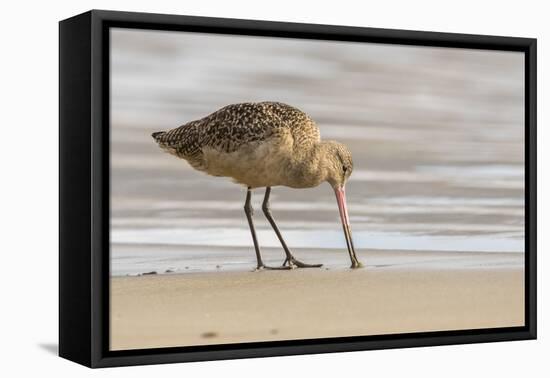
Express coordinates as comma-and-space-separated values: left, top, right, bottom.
152, 102, 363, 270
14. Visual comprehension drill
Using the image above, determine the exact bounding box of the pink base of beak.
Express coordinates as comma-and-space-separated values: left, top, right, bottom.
334, 186, 350, 227
334, 186, 363, 268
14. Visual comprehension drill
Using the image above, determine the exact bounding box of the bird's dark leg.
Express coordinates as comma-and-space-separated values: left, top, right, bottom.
244, 187, 288, 271
262, 187, 323, 269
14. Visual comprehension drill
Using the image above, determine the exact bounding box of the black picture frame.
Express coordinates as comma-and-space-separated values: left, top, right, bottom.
59, 9, 537, 368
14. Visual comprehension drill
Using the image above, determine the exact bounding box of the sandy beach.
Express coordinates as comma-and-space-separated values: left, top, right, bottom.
110, 250, 524, 351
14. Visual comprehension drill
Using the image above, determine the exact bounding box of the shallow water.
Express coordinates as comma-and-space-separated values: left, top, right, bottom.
113, 227, 523, 254
110, 28, 525, 276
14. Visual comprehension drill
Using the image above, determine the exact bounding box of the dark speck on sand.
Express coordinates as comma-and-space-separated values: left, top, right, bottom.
201, 331, 218, 338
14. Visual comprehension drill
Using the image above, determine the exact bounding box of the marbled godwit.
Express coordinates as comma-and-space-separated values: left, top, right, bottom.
152, 102, 363, 270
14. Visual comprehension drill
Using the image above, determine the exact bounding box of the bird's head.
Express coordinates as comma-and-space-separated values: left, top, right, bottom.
321, 141, 354, 190
320, 141, 362, 269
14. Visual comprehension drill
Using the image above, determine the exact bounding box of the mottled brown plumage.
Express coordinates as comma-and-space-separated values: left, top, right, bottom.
152, 101, 362, 269
153, 102, 352, 189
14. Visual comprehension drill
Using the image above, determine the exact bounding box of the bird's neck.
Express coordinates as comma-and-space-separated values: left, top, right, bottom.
286, 142, 332, 189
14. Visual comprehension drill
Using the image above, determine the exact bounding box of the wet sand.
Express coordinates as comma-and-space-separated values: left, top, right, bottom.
110, 254, 524, 351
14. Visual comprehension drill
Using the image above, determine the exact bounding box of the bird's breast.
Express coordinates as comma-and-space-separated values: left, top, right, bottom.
200, 135, 308, 188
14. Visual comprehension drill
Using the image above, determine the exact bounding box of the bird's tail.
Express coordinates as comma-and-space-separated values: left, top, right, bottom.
151, 131, 166, 144
152, 130, 179, 156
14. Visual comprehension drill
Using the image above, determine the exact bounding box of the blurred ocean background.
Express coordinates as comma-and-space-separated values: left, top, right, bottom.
110, 28, 525, 276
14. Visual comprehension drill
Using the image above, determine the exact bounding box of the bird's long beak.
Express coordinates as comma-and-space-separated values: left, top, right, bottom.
334, 186, 363, 269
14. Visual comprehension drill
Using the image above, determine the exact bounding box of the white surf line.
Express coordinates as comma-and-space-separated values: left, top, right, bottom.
112, 227, 525, 253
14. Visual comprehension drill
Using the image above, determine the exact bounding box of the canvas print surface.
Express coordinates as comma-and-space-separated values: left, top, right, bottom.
109, 28, 525, 351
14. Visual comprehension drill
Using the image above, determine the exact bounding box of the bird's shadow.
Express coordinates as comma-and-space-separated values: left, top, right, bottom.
37, 343, 58, 355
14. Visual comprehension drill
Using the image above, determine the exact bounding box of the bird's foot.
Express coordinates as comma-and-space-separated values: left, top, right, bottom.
254, 264, 292, 272
350, 260, 364, 269
282, 257, 323, 269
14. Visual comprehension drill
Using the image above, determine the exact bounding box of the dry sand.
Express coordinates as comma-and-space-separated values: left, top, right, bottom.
110, 263, 524, 351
